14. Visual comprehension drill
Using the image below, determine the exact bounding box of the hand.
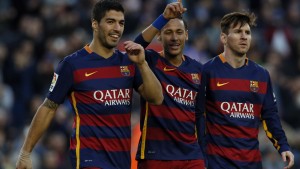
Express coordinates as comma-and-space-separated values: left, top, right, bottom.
281, 151, 294, 169
16, 151, 32, 169
163, 0, 187, 19
124, 41, 146, 65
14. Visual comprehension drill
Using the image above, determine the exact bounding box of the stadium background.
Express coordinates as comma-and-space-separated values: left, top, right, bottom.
0, 0, 299, 168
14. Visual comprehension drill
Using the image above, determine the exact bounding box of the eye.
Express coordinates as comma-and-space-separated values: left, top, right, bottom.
177, 31, 184, 35
119, 21, 125, 27
106, 19, 115, 24
164, 30, 172, 35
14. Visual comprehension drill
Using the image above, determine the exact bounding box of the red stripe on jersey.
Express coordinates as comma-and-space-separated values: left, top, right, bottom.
149, 105, 195, 123
209, 78, 267, 94
206, 100, 262, 117
207, 143, 261, 162
70, 137, 130, 151
73, 65, 135, 84
146, 127, 196, 144
207, 122, 259, 139
80, 114, 131, 127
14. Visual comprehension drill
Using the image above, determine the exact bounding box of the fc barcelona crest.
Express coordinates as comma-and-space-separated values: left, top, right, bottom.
191, 73, 200, 84
120, 66, 130, 76
250, 80, 259, 92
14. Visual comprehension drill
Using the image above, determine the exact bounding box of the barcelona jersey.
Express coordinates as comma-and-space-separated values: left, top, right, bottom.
47, 45, 142, 169
136, 49, 205, 161
201, 54, 290, 169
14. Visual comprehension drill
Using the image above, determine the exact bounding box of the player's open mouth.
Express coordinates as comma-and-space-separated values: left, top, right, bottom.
110, 34, 120, 39
169, 44, 180, 50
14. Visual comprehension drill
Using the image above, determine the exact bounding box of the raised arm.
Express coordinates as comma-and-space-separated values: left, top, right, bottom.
124, 41, 163, 105
135, 0, 187, 47
16, 99, 59, 169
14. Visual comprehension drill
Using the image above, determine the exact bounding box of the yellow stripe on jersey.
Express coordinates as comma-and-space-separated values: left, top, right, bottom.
140, 102, 149, 159
71, 92, 81, 169
262, 120, 280, 150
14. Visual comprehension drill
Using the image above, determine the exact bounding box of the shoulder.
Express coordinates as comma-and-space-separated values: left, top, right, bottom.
248, 60, 270, 75
202, 56, 220, 70
184, 55, 203, 69
63, 47, 89, 63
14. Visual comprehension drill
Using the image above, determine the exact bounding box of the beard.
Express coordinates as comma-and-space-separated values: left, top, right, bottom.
98, 32, 120, 49
228, 43, 249, 57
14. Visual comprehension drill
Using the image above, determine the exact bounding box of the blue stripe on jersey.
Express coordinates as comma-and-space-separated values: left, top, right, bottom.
72, 126, 131, 138
146, 116, 196, 134
75, 103, 132, 115
136, 140, 203, 160
207, 90, 265, 104
70, 149, 130, 169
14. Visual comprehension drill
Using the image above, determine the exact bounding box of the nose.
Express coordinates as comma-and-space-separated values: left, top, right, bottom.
171, 32, 178, 40
241, 32, 247, 39
113, 23, 122, 31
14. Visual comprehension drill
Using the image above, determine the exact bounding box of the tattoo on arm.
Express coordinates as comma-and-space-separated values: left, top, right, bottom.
43, 99, 59, 109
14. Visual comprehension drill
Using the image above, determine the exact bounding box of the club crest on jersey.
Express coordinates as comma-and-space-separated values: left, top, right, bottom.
250, 80, 259, 92
191, 73, 200, 84
120, 66, 130, 76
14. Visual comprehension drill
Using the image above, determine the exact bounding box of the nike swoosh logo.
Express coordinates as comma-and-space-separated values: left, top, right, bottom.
85, 71, 98, 77
163, 67, 176, 71
217, 82, 229, 87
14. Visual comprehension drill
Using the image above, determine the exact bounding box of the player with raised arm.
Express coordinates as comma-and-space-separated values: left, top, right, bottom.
134, 1, 206, 169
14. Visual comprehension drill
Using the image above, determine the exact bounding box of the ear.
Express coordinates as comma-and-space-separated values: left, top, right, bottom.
92, 20, 98, 31
220, 32, 227, 45
185, 30, 189, 41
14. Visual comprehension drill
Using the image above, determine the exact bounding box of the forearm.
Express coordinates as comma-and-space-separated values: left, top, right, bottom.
134, 14, 169, 46
141, 25, 160, 43
21, 101, 57, 153
137, 61, 163, 105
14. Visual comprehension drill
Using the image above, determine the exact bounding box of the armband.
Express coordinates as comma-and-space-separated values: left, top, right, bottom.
152, 14, 169, 30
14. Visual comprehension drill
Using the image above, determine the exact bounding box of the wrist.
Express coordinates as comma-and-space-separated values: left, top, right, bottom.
137, 60, 148, 68
19, 150, 31, 156
152, 14, 169, 30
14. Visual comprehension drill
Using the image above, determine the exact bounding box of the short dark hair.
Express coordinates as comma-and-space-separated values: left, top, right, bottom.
220, 11, 257, 34
169, 17, 188, 30
92, 0, 124, 22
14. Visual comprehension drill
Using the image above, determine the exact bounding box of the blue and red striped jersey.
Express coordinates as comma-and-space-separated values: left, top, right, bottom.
47, 45, 142, 169
136, 49, 205, 161
201, 54, 290, 169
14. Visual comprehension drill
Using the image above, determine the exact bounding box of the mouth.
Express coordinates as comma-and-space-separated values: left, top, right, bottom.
109, 33, 120, 40
169, 43, 180, 50
239, 43, 248, 48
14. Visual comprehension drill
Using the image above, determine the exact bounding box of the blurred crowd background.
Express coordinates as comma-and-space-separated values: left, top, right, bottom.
0, 0, 300, 168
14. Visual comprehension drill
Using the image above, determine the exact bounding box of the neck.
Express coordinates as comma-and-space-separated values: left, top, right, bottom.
223, 51, 246, 68
89, 40, 114, 58
164, 53, 183, 67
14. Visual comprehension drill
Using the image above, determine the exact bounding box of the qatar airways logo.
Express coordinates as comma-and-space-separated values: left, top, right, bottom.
165, 84, 197, 107
93, 89, 131, 106
220, 102, 255, 119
